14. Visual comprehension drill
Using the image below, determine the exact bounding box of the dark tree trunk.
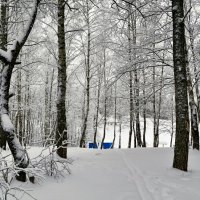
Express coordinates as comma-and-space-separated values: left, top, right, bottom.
25, 71, 31, 145
127, 6, 133, 148
56, 0, 67, 158
131, 8, 142, 147
153, 65, 158, 147
154, 66, 164, 147
44, 69, 54, 146
80, 0, 91, 148
170, 97, 174, 148
112, 82, 117, 148
0, 0, 8, 150
101, 50, 107, 149
0, 0, 41, 182
172, 0, 190, 171
128, 71, 133, 148
17, 67, 23, 145
100, 95, 107, 149
142, 65, 146, 147
93, 69, 101, 146
44, 71, 50, 145
0, 65, 28, 169
119, 116, 122, 149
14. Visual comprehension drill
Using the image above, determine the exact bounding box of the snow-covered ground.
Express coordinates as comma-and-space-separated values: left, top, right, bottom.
8, 147, 200, 200
1, 118, 199, 200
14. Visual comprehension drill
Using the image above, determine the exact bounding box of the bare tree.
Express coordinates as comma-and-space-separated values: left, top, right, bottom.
0, 0, 8, 150
80, 0, 91, 147
172, 0, 190, 171
0, 0, 41, 179
56, 0, 67, 158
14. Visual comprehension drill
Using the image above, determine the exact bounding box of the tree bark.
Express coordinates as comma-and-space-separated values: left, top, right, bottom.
153, 58, 158, 147
0, 0, 8, 150
127, 4, 133, 148
172, 0, 190, 171
80, 0, 91, 148
25, 70, 31, 145
16, 67, 23, 146
131, 8, 142, 147
119, 116, 122, 149
185, 45, 199, 150
155, 66, 164, 147
142, 65, 146, 147
101, 49, 107, 149
0, 0, 41, 175
112, 82, 117, 148
187, 0, 200, 119
56, 0, 67, 158
170, 97, 174, 148
93, 67, 101, 146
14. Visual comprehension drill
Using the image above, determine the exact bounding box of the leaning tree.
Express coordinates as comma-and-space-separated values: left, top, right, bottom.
0, 0, 41, 176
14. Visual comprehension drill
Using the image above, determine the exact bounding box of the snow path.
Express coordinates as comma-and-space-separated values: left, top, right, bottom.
119, 150, 154, 200
10, 148, 200, 200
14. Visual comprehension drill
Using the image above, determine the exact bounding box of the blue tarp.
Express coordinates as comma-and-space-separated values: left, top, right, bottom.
88, 142, 113, 149
102, 142, 112, 149
89, 143, 98, 149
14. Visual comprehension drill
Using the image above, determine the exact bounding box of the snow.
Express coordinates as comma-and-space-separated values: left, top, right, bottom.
1, 114, 15, 133
0, 49, 12, 63
0, 118, 198, 200
6, 147, 200, 200
0, 0, 40, 66
96, 117, 174, 148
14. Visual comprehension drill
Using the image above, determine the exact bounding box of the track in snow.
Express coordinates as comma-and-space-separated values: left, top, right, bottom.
118, 150, 155, 200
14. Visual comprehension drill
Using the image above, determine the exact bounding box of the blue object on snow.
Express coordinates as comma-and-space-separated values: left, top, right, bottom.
89, 143, 98, 149
102, 142, 112, 149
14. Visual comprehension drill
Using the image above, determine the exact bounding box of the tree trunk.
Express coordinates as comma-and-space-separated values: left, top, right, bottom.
185, 45, 199, 150
0, 65, 28, 169
170, 97, 174, 148
101, 50, 107, 149
93, 68, 101, 146
155, 66, 164, 147
0, 0, 41, 181
142, 65, 146, 147
187, 0, 200, 118
56, 0, 67, 158
131, 7, 142, 147
0, 0, 8, 150
44, 69, 54, 146
112, 82, 117, 148
80, 0, 91, 148
25, 70, 31, 145
153, 61, 158, 147
44, 71, 49, 145
172, 0, 190, 171
119, 116, 122, 149
127, 5, 133, 148
17, 67, 23, 146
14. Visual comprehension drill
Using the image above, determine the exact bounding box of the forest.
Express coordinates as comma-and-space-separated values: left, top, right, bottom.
0, 0, 200, 199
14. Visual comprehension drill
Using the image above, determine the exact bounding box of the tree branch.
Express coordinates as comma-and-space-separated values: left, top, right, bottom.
0, 0, 41, 65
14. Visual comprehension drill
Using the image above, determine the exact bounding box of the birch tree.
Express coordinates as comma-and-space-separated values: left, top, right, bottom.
0, 0, 8, 150
80, 0, 91, 148
172, 0, 190, 171
56, 0, 67, 158
0, 0, 41, 174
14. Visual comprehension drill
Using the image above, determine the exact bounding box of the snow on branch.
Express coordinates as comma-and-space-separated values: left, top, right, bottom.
0, 0, 41, 65
1, 114, 14, 133
0, 49, 11, 64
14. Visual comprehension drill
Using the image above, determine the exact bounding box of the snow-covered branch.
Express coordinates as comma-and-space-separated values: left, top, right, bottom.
0, 0, 41, 66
